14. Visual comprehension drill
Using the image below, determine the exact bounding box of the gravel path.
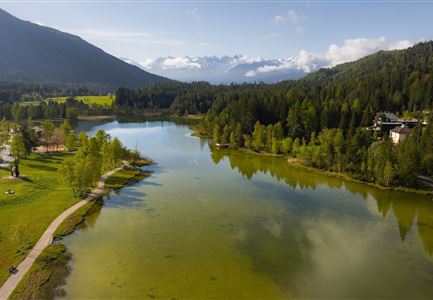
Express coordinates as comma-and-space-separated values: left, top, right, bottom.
0, 166, 123, 300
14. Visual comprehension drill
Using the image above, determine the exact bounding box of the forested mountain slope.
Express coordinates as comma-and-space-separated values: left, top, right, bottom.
0, 9, 171, 90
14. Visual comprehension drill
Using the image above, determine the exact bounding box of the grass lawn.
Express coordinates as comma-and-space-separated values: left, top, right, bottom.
0, 153, 77, 286
21, 95, 115, 107
7, 166, 152, 299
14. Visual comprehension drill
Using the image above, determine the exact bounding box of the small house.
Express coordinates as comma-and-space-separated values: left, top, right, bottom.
373, 112, 420, 132
390, 125, 411, 144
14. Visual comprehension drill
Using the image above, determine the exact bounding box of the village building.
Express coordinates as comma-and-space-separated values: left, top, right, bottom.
373, 112, 419, 132
390, 125, 411, 144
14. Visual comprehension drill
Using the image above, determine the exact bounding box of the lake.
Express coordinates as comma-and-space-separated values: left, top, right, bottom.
59, 120, 433, 299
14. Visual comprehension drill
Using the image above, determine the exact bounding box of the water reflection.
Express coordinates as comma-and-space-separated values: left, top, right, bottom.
62, 121, 433, 299
211, 148, 433, 258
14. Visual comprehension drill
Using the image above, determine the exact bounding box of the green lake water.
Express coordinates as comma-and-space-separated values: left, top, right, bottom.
59, 120, 433, 299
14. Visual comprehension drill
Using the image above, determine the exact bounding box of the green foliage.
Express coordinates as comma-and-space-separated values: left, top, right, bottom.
213, 124, 220, 144
66, 133, 76, 151
9, 244, 71, 300
10, 133, 27, 159
58, 130, 132, 197
45, 95, 114, 107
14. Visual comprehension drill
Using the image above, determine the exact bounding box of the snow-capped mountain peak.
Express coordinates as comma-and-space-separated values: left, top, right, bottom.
121, 55, 310, 84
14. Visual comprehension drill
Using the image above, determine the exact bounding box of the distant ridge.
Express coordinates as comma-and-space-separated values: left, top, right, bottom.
123, 55, 309, 84
0, 9, 172, 90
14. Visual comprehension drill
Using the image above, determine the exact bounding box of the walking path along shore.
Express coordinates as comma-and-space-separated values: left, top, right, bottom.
0, 166, 124, 300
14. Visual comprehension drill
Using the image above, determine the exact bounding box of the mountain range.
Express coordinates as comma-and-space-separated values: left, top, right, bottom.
122, 55, 317, 84
0, 8, 415, 88
0, 8, 171, 90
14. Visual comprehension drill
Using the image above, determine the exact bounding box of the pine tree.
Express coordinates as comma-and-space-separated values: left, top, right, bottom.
229, 131, 236, 145
66, 133, 76, 151
10, 134, 27, 159
213, 124, 220, 144
59, 119, 72, 144
41, 119, 55, 152
271, 138, 279, 154
383, 160, 394, 186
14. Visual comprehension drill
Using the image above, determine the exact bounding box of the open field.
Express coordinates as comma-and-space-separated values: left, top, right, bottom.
0, 153, 77, 285
21, 95, 115, 107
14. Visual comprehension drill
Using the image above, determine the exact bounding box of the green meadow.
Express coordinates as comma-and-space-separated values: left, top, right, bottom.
0, 153, 78, 285
21, 95, 115, 107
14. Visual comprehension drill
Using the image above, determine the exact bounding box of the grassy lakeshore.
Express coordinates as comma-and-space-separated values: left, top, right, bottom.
105, 167, 151, 190
9, 244, 71, 300
0, 153, 77, 286
8, 166, 151, 299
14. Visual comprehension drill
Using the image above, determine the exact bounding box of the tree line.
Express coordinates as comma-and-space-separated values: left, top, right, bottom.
0, 97, 112, 123
58, 130, 140, 197
0, 81, 93, 103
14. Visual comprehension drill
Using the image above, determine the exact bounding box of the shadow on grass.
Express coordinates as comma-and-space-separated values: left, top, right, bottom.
26, 164, 57, 172
19, 177, 34, 184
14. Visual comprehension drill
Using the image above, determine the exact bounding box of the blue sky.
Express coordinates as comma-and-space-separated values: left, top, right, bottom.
1, 1, 432, 62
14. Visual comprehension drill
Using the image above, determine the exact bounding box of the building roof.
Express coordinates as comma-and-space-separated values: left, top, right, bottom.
391, 126, 411, 134
384, 112, 400, 122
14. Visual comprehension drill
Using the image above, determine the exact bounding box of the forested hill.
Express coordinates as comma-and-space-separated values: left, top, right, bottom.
0, 9, 171, 90
291, 41, 433, 112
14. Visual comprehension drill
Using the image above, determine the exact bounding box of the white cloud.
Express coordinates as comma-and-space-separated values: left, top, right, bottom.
245, 37, 414, 77
274, 10, 305, 33
162, 57, 201, 69
287, 10, 300, 24
322, 37, 412, 66
389, 40, 412, 50
245, 58, 300, 77
274, 15, 286, 24
139, 58, 155, 70
231, 55, 263, 65
187, 8, 199, 20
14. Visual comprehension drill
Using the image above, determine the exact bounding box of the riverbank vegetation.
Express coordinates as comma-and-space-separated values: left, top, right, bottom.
209, 120, 433, 188
54, 199, 101, 240
58, 129, 146, 197
9, 244, 71, 300
105, 168, 150, 190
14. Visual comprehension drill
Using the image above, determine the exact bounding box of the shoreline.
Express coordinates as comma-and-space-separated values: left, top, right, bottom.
286, 158, 433, 195
0, 165, 150, 300
209, 142, 433, 195
76, 115, 115, 121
